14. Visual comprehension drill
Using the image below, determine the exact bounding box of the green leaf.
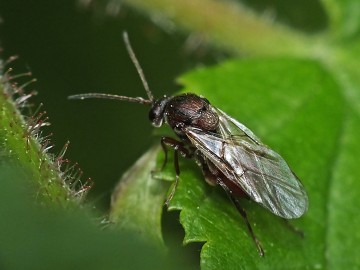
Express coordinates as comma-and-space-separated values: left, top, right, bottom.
326, 42, 360, 118
110, 145, 168, 247
0, 74, 86, 207
162, 58, 348, 269
326, 109, 360, 268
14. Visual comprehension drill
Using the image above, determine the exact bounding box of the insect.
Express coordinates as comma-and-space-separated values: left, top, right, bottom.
69, 32, 308, 256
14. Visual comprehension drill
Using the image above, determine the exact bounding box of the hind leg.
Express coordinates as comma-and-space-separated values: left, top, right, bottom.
217, 180, 265, 257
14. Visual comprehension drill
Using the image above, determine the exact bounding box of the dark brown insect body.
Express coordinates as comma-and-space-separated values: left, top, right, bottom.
149, 93, 224, 194
150, 93, 244, 193
69, 33, 308, 257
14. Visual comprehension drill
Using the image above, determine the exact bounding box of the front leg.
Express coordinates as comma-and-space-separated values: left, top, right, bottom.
160, 137, 193, 169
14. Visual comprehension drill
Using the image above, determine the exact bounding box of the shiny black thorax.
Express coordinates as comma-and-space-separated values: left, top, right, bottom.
149, 93, 219, 140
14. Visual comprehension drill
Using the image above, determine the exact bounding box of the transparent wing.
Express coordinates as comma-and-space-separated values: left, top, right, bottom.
185, 108, 308, 219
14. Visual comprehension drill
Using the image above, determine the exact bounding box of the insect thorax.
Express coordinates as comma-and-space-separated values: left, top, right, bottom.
163, 93, 219, 134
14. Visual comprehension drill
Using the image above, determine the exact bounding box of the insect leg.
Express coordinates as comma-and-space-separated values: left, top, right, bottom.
160, 137, 193, 169
165, 149, 180, 206
217, 180, 265, 257
160, 137, 169, 170
194, 152, 218, 186
282, 218, 304, 238
160, 137, 194, 206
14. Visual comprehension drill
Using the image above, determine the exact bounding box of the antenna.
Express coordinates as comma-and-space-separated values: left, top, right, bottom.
67, 93, 152, 104
68, 31, 154, 105
122, 32, 154, 102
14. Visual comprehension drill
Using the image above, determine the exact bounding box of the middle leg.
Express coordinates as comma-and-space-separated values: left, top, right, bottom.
160, 137, 194, 206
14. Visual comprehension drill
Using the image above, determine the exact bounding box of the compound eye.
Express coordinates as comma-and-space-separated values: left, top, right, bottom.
149, 105, 163, 127
149, 96, 169, 127
148, 108, 157, 122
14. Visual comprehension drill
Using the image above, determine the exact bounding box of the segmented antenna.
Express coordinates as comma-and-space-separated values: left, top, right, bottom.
68, 93, 151, 104
122, 32, 154, 102
68, 31, 154, 105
